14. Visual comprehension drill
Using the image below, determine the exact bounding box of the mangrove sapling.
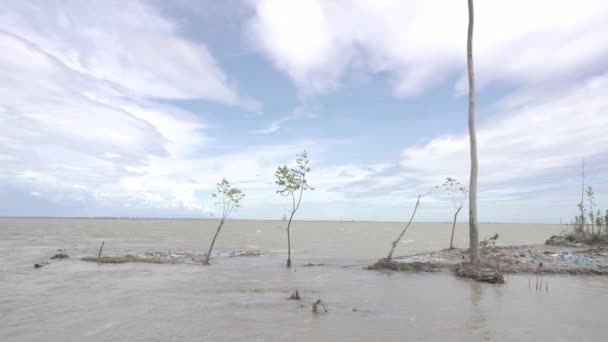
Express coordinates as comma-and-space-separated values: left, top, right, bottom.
479, 234, 499, 254
605, 210, 608, 234
587, 186, 596, 235
275, 150, 313, 268
579, 159, 586, 233
437, 177, 468, 249
466, 0, 480, 266
203, 178, 245, 265
386, 195, 421, 261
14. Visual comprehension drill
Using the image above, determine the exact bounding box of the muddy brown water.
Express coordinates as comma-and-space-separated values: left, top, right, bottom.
1, 218, 607, 341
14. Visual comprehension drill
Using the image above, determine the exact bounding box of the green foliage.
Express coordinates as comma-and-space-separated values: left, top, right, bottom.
561, 185, 608, 246
479, 233, 499, 254
275, 150, 314, 199
436, 177, 468, 209
605, 209, 608, 234
571, 185, 607, 236
212, 178, 245, 220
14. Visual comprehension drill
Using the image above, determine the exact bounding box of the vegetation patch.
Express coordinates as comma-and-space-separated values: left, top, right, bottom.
546, 233, 608, 247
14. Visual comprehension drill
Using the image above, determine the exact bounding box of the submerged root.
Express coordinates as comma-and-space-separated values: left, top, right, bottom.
365, 258, 440, 272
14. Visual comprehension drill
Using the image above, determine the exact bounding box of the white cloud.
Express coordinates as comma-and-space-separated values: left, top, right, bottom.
302, 72, 608, 222
0, 0, 262, 214
249, 0, 608, 96
0, 0, 256, 108
400, 73, 608, 188
251, 104, 319, 134
252, 119, 283, 134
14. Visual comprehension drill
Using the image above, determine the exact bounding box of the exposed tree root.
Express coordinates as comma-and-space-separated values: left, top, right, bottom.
288, 290, 301, 300
452, 262, 505, 284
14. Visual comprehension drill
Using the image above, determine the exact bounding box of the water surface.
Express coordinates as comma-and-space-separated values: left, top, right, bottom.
1, 218, 605, 341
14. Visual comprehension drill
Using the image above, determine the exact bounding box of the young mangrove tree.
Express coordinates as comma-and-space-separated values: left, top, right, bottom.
203, 178, 245, 265
437, 177, 468, 249
275, 150, 313, 268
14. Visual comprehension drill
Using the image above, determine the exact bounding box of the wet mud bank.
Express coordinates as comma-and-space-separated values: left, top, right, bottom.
80, 250, 263, 264
368, 243, 608, 278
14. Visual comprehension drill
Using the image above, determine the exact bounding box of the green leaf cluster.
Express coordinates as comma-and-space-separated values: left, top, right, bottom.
275, 150, 314, 197
212, 178, 245, 219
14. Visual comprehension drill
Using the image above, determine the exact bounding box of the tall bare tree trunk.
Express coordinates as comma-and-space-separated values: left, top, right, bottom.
449, 206, 462, 249
467, 0, 480, 266
580, 159, 585, 233
204, 219, 224, 264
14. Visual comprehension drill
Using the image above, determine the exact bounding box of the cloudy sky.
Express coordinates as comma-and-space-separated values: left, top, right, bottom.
1, 0, 608, 223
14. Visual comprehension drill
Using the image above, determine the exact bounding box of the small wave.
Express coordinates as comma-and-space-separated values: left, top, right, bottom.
268, 249, 294, 254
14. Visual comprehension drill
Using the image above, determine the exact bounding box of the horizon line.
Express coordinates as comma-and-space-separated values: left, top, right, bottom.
0, 216, 562, 225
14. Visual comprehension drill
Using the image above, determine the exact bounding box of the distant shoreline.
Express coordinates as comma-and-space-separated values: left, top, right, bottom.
0, 216, 562, 225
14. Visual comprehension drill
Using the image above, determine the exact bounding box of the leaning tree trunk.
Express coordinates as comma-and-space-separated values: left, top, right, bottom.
204, 219, 224, 264
449, 206, 462, 249
467, 0, 480, 266
386, 195, 421, 261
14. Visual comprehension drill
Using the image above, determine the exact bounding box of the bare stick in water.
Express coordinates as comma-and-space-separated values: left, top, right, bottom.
312, 299, 328, 313
98, 241, 105, 259
386, 195, 421, 261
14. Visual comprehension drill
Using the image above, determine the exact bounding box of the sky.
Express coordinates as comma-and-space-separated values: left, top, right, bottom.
1, 0, 608, 223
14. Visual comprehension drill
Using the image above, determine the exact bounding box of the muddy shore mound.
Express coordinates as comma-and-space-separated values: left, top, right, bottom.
546, 234, 608, 247
82, 255, 163, 264
372, 244, 608, 276
365, 258, 440, 272
453, 262, 505, 284
81, 250, 263, 264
